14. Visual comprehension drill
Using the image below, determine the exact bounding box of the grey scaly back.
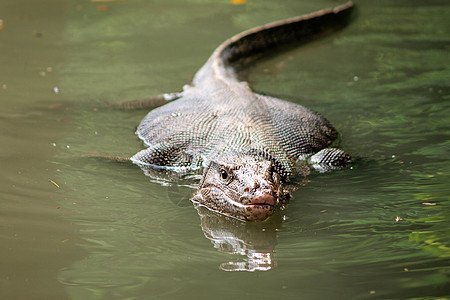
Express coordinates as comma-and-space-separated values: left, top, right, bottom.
131, 2, 354, 179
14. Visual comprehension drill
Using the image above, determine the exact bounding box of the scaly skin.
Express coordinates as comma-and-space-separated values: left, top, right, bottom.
130, 2, 355, 221
192, 152, 291, 221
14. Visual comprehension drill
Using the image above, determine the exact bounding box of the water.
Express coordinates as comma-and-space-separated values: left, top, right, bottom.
1, 0, 448, 299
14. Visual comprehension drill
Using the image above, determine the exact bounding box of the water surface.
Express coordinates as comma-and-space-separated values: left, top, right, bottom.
1, 0, 449, 299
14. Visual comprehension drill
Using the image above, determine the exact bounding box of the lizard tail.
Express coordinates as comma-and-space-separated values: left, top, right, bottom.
213, 1, 355, 71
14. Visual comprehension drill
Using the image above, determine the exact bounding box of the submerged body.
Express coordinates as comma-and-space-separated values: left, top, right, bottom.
131, 2, 355, 221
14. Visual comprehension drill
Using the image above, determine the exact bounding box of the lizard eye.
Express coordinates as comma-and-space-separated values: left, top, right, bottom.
220, 169, 229, 180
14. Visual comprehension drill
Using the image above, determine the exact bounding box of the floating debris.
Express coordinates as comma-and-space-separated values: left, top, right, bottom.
32, 30, 43, 38
47, 103, 63, 109
96, 4, 110, 11
231, 0, 247, 4
61, 235, 80, 243
49, 179, 60, 189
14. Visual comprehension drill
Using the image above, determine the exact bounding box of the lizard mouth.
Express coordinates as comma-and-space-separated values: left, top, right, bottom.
242, 193, 276, 221
245, 193, 276, 207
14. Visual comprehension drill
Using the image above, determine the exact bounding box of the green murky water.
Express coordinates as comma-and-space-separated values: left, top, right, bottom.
1, 0, 448, 299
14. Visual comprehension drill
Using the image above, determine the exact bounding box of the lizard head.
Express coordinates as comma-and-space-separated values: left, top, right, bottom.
192, 152, 290, 221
